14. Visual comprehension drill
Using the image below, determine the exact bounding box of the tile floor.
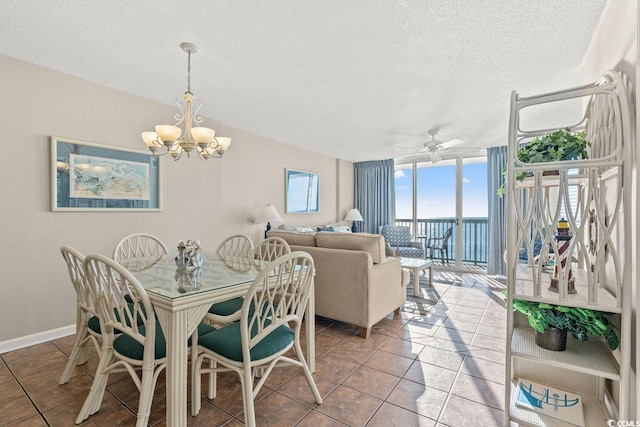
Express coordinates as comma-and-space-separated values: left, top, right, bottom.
0, 272, 508, 426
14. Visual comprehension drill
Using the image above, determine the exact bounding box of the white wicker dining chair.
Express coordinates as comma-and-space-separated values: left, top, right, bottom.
112, 233, 168, 263
58, 246, 102, 385
215, 234, 254, 266
205, 236, 290, 326
252, 236, 291, 271
192, 251, 322, 426
204, 235, 255, 327
76, 254, 167, 427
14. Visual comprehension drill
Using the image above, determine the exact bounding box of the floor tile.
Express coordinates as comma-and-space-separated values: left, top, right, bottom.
364, 350, 414, 377
296, 410, 347, 426
250, 392, 310, 426
314, 354, 360, 383
417, 346, 465, 372
450, 372, 504, 410
438, 394, 503, 426
342, 365, 400, 400
367, 402, 437, 426
460, 356, 505, 385
386, 378, 448, 420
316, 385, 382, 426
276, 374, 338, 407
0, 394, 40, 426
379, 337, 425, 359
403, 361, 458, 393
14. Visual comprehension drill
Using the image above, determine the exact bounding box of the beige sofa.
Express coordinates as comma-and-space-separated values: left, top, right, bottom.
267, 230, 408, 338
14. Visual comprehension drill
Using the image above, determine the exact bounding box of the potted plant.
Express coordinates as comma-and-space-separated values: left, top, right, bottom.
497, 128, 591, 196
510, 298, 619, 351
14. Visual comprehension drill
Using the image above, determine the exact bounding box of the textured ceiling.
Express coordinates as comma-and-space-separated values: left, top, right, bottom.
1, 0, 606, 162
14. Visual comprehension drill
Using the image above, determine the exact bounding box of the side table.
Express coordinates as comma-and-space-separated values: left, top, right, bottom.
400, 257, 433, 298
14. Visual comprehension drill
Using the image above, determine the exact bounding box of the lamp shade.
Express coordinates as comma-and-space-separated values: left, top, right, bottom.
344, 208, 364, 222
255, 204, 283, 224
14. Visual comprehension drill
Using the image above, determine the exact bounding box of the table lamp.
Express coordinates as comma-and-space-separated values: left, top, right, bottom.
344, 208, 364, 232
255, 204, 283, 238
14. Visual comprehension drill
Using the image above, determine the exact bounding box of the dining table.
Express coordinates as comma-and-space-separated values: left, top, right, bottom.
122, 254, 316, 427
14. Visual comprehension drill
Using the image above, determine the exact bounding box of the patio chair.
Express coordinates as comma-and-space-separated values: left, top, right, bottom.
380, 225, 425, 258
426, 226, 453, 263
192, 251, 322, 426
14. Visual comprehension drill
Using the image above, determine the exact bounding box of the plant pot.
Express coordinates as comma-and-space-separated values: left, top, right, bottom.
542, 170, 560, 176
535, 327, 567, 351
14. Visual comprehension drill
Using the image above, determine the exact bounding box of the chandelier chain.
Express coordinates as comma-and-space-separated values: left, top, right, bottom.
186, 50, 192, 95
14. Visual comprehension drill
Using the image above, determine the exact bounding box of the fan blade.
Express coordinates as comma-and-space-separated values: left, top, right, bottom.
439, 138, 467, 149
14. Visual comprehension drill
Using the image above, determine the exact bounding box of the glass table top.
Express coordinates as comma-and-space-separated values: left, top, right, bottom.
121, 255, 259, 299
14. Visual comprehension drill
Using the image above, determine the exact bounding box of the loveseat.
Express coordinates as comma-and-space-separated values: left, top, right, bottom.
266, 229, 408, 338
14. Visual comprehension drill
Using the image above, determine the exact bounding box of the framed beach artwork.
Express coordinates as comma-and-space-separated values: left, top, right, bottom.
51, 136, 161, 211
285, 168, 319, 214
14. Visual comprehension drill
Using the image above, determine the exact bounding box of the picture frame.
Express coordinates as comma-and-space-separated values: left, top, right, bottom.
50, 136, 161, 211
285, 168, 319, 214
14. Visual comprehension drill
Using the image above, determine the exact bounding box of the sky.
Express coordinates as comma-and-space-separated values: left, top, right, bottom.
395, 161, 488, 220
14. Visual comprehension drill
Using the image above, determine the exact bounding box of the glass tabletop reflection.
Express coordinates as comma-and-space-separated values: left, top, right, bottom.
121, 255, 259, 299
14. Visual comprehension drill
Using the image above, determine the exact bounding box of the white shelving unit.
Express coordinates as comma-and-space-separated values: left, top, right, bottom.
504, 70, 633, 426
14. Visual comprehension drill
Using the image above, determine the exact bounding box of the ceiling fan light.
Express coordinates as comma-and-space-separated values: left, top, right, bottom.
432, 152, 442, 163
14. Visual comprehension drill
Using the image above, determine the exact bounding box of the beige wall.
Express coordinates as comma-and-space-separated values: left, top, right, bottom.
0, 55, 353, 343
582, 0, 638, 418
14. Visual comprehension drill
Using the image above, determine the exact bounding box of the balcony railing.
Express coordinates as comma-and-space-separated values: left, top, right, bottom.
395, 217, 488, 265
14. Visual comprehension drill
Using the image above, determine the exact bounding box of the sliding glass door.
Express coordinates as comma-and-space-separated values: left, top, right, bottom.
395, 156, 488, 270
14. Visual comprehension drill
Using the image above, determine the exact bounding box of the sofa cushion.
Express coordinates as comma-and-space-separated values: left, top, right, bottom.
266, 230, 316, 246
315, 232, 385, 264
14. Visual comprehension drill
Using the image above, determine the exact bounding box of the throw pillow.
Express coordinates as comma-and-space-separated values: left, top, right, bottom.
332, 226, 351, 233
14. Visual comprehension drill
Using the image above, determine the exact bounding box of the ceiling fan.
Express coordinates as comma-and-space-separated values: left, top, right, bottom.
397, 130, 483, 163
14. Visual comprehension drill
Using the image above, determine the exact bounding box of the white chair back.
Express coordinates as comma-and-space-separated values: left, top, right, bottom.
84, 254, 156, 357
253, 236, 291, 270
241, 251, 314, 357
216, 234, 254, 259
113, 233, 168, 263
216, 234, 254, 271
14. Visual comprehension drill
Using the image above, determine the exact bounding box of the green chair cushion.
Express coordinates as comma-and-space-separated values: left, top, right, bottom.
114, 321, 166, 360
87, 315, 101, 334
198, 322, 294, 362
87, 303, 145, 335
114, 322, 215, 360
208, 297, 244, 316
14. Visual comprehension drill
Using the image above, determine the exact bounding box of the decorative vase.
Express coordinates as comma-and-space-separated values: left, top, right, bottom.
535, 326, 567, 351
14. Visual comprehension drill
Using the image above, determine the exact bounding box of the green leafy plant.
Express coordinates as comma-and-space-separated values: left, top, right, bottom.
509, 297, 619, 350
497, 128, 591, 197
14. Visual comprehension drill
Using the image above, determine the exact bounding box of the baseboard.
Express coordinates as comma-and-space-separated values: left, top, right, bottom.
0, 325, 75, 354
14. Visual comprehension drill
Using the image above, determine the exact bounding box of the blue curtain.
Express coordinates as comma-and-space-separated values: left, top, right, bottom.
354, 159, 395, 234
487, 146, 507, 275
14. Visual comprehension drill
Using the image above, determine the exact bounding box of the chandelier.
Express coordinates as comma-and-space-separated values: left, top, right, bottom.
141, 42, 231, 161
